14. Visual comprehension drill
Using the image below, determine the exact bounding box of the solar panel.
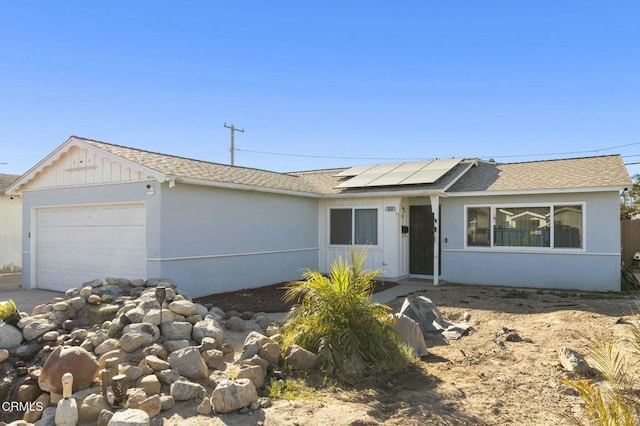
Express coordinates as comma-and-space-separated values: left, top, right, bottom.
335, 158, 462, 188
399, 159, 462, 185
334, 164, 377, 177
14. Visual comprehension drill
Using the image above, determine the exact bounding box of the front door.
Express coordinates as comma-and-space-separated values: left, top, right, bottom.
409, 205, 434, 275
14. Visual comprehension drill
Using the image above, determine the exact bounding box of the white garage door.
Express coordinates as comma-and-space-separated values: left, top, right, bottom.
36, 203, 146, 292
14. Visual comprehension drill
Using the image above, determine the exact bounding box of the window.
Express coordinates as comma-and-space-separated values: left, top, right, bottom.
554, 205, 583, 248
329, 208, 378, 245
467, 207, 490, 246
465, 204, 583, 249
494, 206, 550, 247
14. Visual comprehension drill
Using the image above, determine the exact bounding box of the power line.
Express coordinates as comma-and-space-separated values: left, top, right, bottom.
235, 141, 640, 162
234, 148, 428, 161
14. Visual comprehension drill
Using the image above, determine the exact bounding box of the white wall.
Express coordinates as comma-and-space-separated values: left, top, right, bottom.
319, 196, 403, 279
0, 196, 22, 273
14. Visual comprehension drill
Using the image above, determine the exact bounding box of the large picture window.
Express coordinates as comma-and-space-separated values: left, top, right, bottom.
330, 208, 378, 245
466, 204, 583, 249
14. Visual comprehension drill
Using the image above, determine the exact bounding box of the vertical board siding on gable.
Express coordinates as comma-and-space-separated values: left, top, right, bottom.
28, 146, 148, 189
322, 196, 402, 278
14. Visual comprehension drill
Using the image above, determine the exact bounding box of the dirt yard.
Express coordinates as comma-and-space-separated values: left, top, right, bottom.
161, 284, 640, 426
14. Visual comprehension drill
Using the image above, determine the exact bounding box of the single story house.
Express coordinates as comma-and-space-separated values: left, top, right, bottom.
0, 173, 22, 274
6, 136, 631, 296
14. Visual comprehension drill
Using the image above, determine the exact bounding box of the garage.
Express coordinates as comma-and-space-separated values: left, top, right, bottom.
35, 203, 146, 291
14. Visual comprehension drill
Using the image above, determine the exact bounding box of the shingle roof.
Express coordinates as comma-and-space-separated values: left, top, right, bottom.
0, 174, 20, 197
447, 155, 631, 193
293, 161, 476, 195
81, 138, 322, 195
28, 137, 629, 197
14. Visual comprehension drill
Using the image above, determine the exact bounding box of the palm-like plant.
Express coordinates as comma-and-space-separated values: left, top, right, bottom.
281, 248, 407, 384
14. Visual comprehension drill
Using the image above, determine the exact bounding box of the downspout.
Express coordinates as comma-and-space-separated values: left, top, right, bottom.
429, 194, 440, 286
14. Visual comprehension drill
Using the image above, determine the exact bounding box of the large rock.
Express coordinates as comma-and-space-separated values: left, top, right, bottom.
107, 408, 150, 426
143, 309, 176, 325
122, 323, 160, 345
168, 300, 197, 316
169, 380, 206, 401
236, 364, 265, 389
119, 333, 148, 353
168, 346, 208, 380
0, 323, 23, 349
79, 393, 111, 423
242, 331, 270, 360
258, 342, 281, 365
144, 355, 169, 371
22, 319, 57, 341
192, 317, 224, 344
137, 394, 162, 418
210, 379, 258, 413
161, 321, 192, 340
392, 313, 429, 358
138, 374, 161, 395
284, 345, 319, 371
559, 347, 591, 375
202, 349, 226, 371
39, 346, 100, 393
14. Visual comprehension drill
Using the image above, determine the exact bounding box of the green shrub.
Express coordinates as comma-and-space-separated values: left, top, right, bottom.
281, 248, 407, 384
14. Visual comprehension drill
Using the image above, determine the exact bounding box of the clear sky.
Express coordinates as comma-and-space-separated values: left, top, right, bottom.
1, 1, 639, 178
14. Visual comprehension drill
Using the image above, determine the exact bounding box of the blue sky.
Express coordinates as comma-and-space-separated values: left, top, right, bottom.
1, 1, 639, 177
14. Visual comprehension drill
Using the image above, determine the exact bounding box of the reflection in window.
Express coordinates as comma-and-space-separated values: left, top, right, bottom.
554, 205, 582, 248
467, 207, 491, 246
330, 208, 378, 245
494, 207, 551, 247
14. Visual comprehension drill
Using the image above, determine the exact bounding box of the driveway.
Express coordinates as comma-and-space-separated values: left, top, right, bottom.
0, 273, 63, 314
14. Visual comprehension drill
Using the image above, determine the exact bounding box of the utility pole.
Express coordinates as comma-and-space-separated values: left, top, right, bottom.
223, 123, 244, 166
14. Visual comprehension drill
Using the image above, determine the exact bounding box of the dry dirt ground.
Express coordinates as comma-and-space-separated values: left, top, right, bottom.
155, 284, 640, 426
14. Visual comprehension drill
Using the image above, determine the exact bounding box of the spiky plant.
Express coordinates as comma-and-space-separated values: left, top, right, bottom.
281, 248, 407, 384
562, 331, 640, 425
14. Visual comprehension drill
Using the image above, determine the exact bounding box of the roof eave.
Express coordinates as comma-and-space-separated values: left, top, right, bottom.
446, 185, 629, 197
177, 176, 322, 198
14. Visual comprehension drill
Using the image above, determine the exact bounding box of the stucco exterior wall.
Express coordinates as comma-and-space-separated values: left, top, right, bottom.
156, 183, 319, 297
440, 191, 622, 291
0, 196, 22, 273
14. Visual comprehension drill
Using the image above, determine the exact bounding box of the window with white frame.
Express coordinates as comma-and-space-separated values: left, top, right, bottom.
329, 208, 378, 245
466, 204, 583, 249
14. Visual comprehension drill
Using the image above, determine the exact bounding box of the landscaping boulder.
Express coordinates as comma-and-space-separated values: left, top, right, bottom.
236, 364, 265, 389
107, 408, 150, 426
79, 393, 111, 423
168, 346, 208, 380
161, 321, 192, 340
284, 345, 318, 371
0, 323, 22, 349
168, 300, 197, 316
210, 378, 258, 413
38, 346, 100, 393
22, 319, 57, 341
169, 380, 205, 401
192, 317, 224, 344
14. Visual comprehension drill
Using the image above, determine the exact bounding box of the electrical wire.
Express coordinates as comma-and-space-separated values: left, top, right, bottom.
235, 141, 640, 162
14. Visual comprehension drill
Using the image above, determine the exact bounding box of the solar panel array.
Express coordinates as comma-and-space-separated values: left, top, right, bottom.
335, 158, 462, 188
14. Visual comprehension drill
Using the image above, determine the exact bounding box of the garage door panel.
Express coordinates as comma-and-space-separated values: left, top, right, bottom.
36, 204, 146, 292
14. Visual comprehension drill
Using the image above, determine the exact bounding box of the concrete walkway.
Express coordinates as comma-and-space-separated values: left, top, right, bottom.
372, 278, 435, 304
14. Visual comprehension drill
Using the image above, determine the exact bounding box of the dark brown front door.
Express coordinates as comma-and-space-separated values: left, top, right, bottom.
410, 205, 434, 275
